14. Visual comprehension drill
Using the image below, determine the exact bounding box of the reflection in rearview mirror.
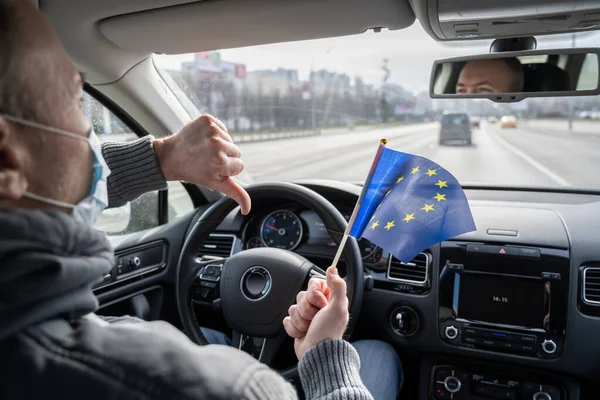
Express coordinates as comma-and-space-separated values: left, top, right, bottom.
430, 49, 600, 102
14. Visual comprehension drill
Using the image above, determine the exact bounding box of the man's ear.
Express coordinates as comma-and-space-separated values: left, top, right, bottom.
0, 117, 28, 201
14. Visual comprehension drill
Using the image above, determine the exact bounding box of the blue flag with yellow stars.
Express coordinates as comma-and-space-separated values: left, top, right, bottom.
349, 148, 476, 263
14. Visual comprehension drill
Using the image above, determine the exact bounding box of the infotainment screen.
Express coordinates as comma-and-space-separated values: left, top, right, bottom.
454, 273, 548, 330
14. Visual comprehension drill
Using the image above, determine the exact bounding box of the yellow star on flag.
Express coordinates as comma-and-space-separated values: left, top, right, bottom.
385, 189, 392, 196
426, 169, 437, 177
422, 204, 435, 212
370, 215, 376, 222
435, 180, 448, 188
411, 166, 420, 175
370, 220, 380, 230
384, 221, 395, 230
434, 193, 447, 202
396, 176, 404, 184
403, 213, 415, 223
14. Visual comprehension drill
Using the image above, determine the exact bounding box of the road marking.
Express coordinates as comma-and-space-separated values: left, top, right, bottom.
484, 124, 570, 186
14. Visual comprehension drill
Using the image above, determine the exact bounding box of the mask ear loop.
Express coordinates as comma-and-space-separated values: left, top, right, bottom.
1, 114, 95, 209
0, 114, 90, 142
22, 192, 75, 209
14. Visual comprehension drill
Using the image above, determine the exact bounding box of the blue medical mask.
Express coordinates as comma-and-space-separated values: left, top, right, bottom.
0, 115, 111, 226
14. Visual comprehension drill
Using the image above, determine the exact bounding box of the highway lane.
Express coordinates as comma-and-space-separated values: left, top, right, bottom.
239, 123, 437, 181
495, 120, 600, 188
238, 121, 600, 189
97, 120, 600, 236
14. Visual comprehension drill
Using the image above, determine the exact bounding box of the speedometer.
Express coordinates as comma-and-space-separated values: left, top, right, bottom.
261, 210, 303, 250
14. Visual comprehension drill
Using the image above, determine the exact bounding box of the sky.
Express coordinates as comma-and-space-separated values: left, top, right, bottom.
154, 22, 600, 93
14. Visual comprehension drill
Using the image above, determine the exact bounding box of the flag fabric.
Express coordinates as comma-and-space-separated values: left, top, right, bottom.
349, 147, 476, 263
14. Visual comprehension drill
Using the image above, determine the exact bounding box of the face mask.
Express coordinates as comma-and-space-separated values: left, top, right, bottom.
0, 115, 111, 226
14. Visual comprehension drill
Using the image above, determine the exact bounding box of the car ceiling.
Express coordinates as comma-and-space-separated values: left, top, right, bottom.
38, 0, 414, 85
39, 0, 600, 85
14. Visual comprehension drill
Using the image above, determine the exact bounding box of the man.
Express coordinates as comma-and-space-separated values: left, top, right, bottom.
455, 58, 524, 94
0, 1, 401, 399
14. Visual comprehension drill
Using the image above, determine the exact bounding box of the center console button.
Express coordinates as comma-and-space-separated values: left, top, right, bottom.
463, 327, 478, 336
434, 367, 452, 382
514, 334, 537, 344
462, 336, 476, 344
475, 338, 498, 347
501, 341, 517, 350
444, 326, 459, 340
443, 376, 461, 393
487, 245, 518, 256
466, 244, 487, 253
541, 339, 557, 354
519, 343, 536, 353
533, 392, 552, 400
519, 247, 541, 258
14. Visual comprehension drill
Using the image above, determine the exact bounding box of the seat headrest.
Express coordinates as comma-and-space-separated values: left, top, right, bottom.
524, 63, 572, 92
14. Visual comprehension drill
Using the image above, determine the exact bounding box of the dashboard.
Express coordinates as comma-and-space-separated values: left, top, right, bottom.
241, 205, 384, 265
217, 182, 600, 399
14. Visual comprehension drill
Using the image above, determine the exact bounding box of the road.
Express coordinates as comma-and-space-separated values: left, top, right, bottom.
238, 120, 600, 189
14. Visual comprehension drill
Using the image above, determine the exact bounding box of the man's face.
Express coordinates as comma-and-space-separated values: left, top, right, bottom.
0, 0, 92, 209
456, 59, 519, 94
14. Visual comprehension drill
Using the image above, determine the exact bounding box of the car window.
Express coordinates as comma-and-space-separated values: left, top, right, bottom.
577, 53, 599, 91
442, 114, 468, 125
168, 182, 195, 222
84, 93, 194, 235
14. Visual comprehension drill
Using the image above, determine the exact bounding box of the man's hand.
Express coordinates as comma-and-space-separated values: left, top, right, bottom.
153, 115, 251, 215
283, 267, 349, 360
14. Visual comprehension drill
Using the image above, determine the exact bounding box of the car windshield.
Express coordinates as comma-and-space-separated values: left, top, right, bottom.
155, 22, 600, 189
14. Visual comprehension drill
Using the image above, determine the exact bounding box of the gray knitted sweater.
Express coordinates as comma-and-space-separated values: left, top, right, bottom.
99, 136, 373, 400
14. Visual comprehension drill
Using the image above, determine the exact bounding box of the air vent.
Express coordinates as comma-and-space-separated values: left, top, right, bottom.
583, 267, 600, 305
387, 253, 430, 285
197, 234, 235, 259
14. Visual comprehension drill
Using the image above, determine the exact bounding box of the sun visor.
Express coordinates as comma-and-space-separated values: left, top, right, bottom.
412, 0, 600, 41
99, 0, 415, 54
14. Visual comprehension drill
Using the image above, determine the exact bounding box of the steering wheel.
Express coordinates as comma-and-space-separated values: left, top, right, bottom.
176, 182, 364, 375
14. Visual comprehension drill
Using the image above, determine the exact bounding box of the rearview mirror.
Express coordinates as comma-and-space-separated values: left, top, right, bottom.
430, 48, 600, 102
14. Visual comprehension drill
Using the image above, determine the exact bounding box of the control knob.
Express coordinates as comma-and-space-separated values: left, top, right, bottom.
541, 339, 557, 355
533, 392, 552, 400
130, 256, 141, 270
444, 376, 462, 394
444, 325, 459, 340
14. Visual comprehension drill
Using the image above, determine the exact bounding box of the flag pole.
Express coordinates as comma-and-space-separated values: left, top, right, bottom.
331, 138, 387, 269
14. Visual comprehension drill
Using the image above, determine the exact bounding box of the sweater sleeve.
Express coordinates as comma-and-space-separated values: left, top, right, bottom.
297, 340, 373, 400
240, 340, 373, 400
102, 137, 168, 208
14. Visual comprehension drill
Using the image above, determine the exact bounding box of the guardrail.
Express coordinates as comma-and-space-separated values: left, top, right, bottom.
99, 122, 423, 145
232, 129, 321, 143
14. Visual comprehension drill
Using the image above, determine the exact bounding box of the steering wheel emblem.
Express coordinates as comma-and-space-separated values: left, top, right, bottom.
240, 266, 272, 301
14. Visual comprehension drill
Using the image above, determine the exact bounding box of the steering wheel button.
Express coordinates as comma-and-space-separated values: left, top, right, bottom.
246, 273, 266, 295
434, 383, 450, 399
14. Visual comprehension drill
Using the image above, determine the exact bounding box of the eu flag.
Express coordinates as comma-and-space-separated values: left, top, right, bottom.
349, 147, 475, 263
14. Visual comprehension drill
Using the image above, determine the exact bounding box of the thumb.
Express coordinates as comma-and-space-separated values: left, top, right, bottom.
213, 177, 251, 215
325, 266, 347, 307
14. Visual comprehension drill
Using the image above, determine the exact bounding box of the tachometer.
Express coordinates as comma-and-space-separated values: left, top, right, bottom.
261, 210, 303, 250
246, 237, 263, 249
